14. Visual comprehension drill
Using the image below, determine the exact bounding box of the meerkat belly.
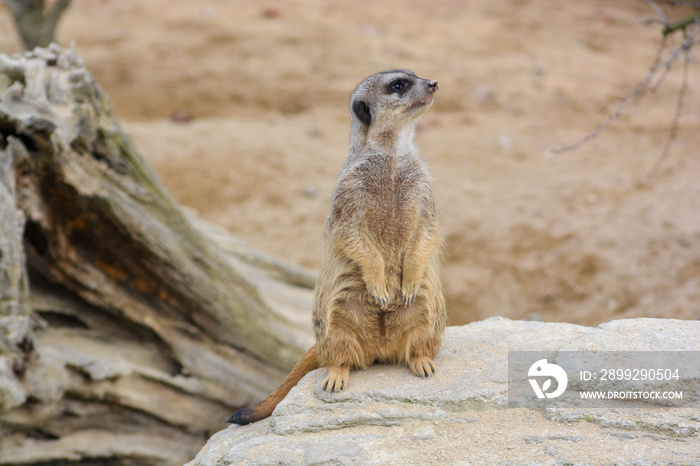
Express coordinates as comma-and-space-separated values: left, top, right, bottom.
365, 202, 416, 251
327, 296, 430, 365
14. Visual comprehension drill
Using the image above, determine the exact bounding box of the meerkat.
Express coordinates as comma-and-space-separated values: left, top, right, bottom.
228, 70, 446, 425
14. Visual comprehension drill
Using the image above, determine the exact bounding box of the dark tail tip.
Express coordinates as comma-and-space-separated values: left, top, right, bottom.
226, 407, 257, 425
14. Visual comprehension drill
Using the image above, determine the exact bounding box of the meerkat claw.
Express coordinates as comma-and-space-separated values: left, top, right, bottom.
369, 287, 390, 309
403, 292, 416, 306
410, 356, 437, 378
323, 366, 350, 393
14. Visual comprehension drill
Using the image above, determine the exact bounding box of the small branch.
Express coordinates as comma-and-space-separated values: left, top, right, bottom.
644, 0, 670, 26
668, 1, 700, 8
551, 24, 697, 155
663, 10, 700, 35
646, 29, 693, 179
650, 35, 671, 90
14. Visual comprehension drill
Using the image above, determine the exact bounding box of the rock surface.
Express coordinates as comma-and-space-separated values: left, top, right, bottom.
189, 317, 699, 465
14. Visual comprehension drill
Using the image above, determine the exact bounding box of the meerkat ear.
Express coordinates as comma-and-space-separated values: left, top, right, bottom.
352, 100, 372, 125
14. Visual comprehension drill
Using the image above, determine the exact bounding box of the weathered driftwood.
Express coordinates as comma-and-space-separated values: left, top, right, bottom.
0, 114, 31, 414
0, 44, 315, 465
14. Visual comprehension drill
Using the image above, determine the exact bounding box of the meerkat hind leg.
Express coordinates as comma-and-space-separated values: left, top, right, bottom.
409, 355, 436, 378
322, 365, 350, 392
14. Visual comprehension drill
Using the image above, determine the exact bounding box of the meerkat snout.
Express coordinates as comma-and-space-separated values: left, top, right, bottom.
428, 80, 439, 92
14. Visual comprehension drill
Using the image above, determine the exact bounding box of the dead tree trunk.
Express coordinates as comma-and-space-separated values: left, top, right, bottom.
0, 45, 315, 465
4, 0, 71, 50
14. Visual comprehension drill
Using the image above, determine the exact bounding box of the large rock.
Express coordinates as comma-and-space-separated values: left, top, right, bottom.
189, 318, 699, 465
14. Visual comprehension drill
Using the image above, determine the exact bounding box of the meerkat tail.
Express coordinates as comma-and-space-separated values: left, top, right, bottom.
227, 345, 320, 425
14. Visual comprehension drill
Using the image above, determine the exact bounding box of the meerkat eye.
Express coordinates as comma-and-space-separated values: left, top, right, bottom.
388, 79, 410, 94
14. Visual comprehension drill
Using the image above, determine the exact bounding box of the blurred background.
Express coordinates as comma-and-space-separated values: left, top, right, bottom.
2, 0, 698, 326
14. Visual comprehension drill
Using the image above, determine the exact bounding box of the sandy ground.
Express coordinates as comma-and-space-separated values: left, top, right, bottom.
1, 0, 698, 326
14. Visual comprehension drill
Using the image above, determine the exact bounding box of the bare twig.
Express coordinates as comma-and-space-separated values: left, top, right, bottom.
644, 0, 670, 25
663, 10, 700, 35
551, 29, 696, 155
553, 0, 699, 162
668, 1, 700, 8
646, 28, 693, 179
649, 35, 671, 90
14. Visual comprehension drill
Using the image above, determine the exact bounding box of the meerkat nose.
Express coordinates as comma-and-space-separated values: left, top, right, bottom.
427, 80, 439, 92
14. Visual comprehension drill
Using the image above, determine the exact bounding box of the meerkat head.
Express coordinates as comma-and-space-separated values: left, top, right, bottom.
350, 70, 438, 129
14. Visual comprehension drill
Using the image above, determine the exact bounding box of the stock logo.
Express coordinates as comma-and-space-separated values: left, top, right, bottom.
528, 359, 568, 399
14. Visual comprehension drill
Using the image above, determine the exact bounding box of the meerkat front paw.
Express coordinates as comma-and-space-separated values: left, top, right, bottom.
409, 356, 436, 378
401, 281, 420, 306
322, 366, 350, 392
367, 282, 391, 309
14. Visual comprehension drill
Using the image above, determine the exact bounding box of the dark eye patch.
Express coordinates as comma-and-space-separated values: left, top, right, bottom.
388, 79, 411, 94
